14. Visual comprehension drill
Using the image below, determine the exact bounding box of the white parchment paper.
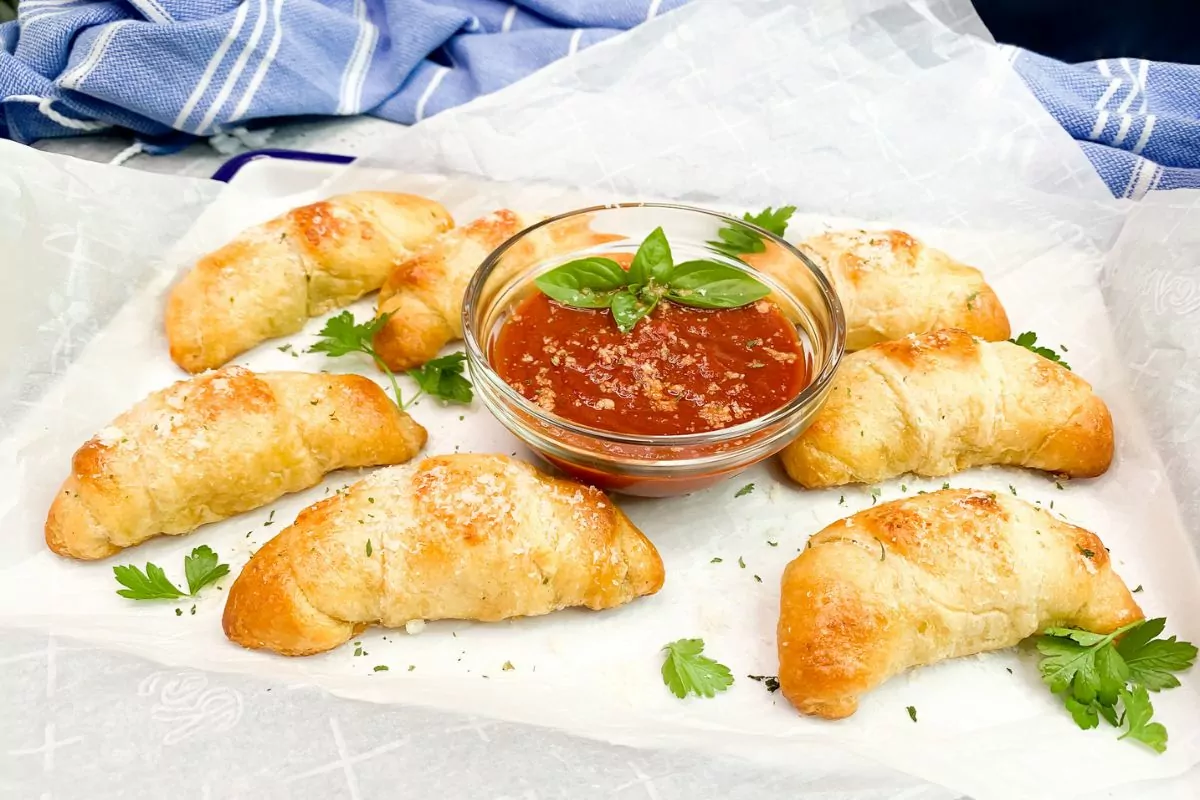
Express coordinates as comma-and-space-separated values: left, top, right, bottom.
3, 1, 1199, 798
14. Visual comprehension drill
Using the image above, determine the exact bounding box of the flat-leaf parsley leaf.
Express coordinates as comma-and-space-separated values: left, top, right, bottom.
309, 311, 407, 408
406, 352, 474, 405
1009, 331, 1071, 370
661, 638, 734, 699
113, 563, 185, 600
183, 545, 230, 595
114, 546, 230, 601
1036, 617, 1195, 752
708, 206, 796, 257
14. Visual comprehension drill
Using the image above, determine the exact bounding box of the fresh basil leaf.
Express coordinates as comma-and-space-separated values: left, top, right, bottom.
611, 290, 656, 334
535, 258, 628, 308
667, 260, 771, 309
628, 227, 674, 287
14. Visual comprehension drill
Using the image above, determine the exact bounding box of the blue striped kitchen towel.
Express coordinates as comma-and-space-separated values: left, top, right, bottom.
0, 0, 685, 148
1, 2, 1198, 199
1009, 48, 1200, 198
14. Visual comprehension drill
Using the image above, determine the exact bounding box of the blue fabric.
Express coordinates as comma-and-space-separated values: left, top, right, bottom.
0, 2, 1197, 199
0, 0, 685, 144
1011, 50, 1200, 198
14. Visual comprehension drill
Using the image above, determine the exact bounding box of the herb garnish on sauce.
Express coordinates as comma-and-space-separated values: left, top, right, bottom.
535, 227, 771, 333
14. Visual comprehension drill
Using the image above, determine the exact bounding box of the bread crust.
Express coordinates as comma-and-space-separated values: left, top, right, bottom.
166, 192, 453, 373
778, 489, 1142, 719
223, 454, 665, 656
780, 329, 1114, 487
45, 367, 426, 559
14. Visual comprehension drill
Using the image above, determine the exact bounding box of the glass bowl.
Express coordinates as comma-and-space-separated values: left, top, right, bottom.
462, 203, 845, 497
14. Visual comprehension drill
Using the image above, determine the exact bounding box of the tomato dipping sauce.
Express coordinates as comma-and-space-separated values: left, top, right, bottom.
490, 292, 808, 436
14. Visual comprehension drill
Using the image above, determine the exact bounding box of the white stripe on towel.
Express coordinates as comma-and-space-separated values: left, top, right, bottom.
231, 0, 284, 120
337, 0, 379, 115
1093, 78, 1121, 111
172, 0, 250, 129
568, 28, 583, 56
128, 0, 172, 24
1116, 58, 1140, 113
1123, 159, 1158, 200
1137, 59, 1149, 114
414, 66, 448, 122
58, 20, 131, 90
1088, 111, 1109, 141
1132, 115, 1157, 155
194, 0, 270, 134
646, 0, 664, 20
337, 0, 367, 114
501, 4, 517, 32
1113, 114, 1133, 146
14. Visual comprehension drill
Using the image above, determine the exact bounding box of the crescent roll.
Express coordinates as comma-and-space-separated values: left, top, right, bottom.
372, 209, 620, 371
222, 454, 665, 656
748, 229, 1009, 350
46, 367, 426, 560
166, 192, 453, 373
778, 489, 1143, 719
780, 329, 1113, 487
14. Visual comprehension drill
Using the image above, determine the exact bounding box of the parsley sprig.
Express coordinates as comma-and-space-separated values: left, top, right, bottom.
535, 228, 770, 334
1009, 331, 1071, 370
114, 546, 230, 601
408, 353, 473, 405
661, 638, 734, 699
709, 206, 796, 257
309, 311, 473, 408
1037, 617, 1196, 752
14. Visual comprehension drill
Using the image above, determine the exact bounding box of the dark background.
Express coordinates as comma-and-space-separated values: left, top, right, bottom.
974, 0, 1200, 63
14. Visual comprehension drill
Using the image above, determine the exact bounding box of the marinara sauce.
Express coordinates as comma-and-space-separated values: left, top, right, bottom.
490, 289, 808, 436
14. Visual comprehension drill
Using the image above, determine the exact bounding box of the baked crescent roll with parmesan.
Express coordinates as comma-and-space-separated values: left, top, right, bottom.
166, 192, 453, 373
748, 229, 1009, 350
46, 367, 426, 560
778, 489, 1143, 719
780, 329, 1113, 487
372, 209, 620, 371
222, 454, 665, 656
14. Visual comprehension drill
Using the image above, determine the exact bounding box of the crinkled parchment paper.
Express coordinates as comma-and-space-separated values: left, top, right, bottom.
2, 1, 1199, 798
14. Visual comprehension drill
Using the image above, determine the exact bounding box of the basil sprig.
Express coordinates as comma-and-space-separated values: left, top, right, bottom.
534, 227, 771, 333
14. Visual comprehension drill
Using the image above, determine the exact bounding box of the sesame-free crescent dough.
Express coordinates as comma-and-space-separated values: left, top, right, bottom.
45, 367, 427, 560
166, 192, 453, 373
372, 209, 621, 371
748, 229, 1009, 350
779, 329, 1114, 487
222, 454, 665, 656
778, 490, 1143, 719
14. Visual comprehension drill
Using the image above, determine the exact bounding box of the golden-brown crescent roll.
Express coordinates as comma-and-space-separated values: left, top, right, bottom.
778, 489, 1142, 719
748, 229, 1009, 350
166, 192, 453, 373
46, 367, 426, 560
780, 329, 1113, 487
222, 453, 665, 656
372, 209, 620, 371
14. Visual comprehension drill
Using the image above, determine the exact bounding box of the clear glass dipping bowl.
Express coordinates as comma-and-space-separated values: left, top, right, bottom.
461, 203, 845, 497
